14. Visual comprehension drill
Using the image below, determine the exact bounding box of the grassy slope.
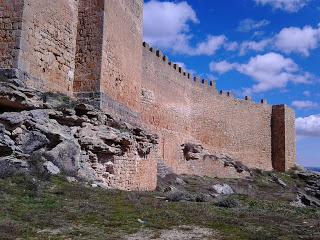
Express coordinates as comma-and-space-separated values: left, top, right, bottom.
0, 174, 319, 240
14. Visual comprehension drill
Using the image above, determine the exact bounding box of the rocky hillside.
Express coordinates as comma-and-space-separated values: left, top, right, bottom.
0, 80, 158, 190
0, 169, 319, 239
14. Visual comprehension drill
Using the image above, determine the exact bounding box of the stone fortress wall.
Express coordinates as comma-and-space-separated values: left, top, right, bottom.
0, 0, 296, 190
141, 44, 296, 175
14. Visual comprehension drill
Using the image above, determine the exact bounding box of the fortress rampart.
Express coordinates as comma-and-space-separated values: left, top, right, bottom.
0, 0, 296, 190
141, 43, 296, 174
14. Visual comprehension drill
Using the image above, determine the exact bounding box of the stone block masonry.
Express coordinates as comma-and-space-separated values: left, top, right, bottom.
142, 44, 273, 174
73, 0, 143, 124
0, 0, 24, 70
74, 0, 104, 94
0, 0, 79, 94
0, 0, 296, 190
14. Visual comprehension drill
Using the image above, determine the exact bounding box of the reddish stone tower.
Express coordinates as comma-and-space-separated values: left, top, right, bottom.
272, 105, 296, 171
74, 0, 144, 123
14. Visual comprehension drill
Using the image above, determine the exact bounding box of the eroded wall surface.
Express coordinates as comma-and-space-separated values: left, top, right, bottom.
142, 45, 274, 175
100, 0, 143, 121
74, 0, 104, 95
0, 0, 24, 70
18, 0, 79, 94
284, 107, 296, 170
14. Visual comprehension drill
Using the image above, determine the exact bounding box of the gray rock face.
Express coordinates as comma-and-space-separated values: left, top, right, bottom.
0, 157, 29, 177
0, 82, 43, 110
16, 131, 50, 154
181, 142, 251, 175
0, 132, 15, 157
42, 140, 81, 176
175, 177, 186, 186
181, 143, 207, 161
296, 171, 320, 206
0, 81, 158, 190
292, 192, 320, 208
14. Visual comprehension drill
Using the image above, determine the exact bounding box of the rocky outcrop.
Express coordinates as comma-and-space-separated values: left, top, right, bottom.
293, 171, 320, 207
181, 143, 251, 178
0, 81, 158, 191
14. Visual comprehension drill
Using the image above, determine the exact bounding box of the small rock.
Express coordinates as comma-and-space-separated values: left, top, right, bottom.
270, 174, 287, 188
195, 193, 212, 202
66, 176, 78, 183
163, 185, 177, 193
12, 127, 23, 136
43, 161, 60, 175
290, 199, 305, 208
175, 177, 186, 186
214, 198, 240, 208
137, 219, 147, 224
211, 184, 234, 195
91, 183, 98, 188
166, 190, 195, 202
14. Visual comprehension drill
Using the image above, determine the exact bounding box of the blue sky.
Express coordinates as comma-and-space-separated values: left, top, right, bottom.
143, 0, 320, 167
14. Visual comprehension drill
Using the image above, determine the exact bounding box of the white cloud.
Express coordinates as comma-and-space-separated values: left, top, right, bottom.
237, 18, 270, 32
209, 61, 235, 74
225, 41, 239, 51
143, 0, 198, 52
190, 35, 227, 56
210, 52, 313, 93
254, 0, 310, 12
296, 114, 320, 137
143, 1, 233, 56
239, 39, 272, 55
292, 100, 318, 109
238, 24, 320, 56
274, 26, 320, 56
144, 1, 320, 57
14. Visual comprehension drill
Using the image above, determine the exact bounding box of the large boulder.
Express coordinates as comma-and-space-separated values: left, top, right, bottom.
211, 184, 234, 195
42, 140, 81, 176
0, 131, 15, 157
15, 131, 49, 154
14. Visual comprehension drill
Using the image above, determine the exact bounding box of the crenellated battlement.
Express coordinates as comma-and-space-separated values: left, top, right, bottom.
143, 42, 270, 107
143, 41, 217, 92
